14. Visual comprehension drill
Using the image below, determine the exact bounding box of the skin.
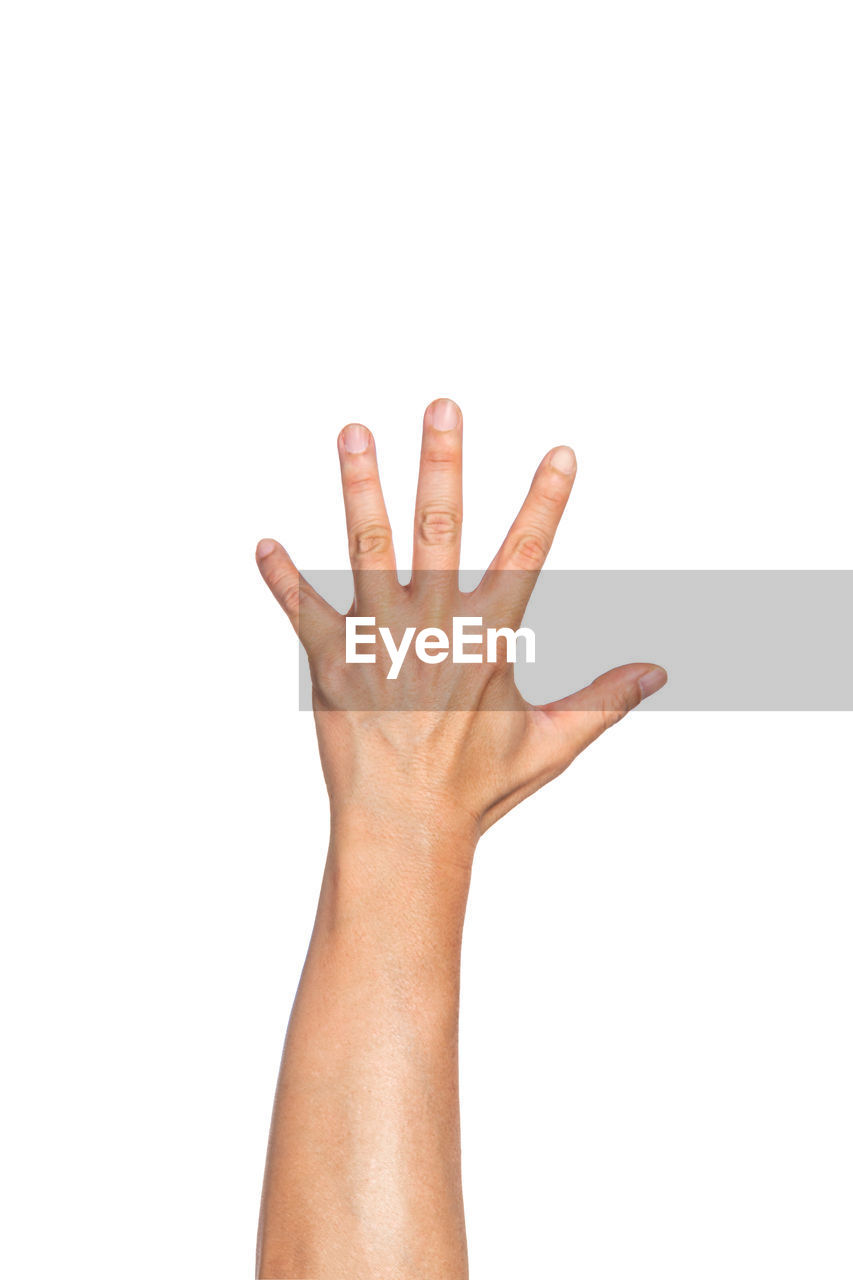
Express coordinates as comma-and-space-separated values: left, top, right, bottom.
254, 398, 666, 1279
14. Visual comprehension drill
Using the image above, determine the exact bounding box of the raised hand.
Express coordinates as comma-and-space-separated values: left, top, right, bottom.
255, 398, 666, 839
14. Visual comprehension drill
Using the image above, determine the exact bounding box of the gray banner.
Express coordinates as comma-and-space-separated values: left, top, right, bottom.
296, 570, 853, 711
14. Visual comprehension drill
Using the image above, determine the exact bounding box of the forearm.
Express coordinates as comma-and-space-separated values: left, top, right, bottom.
256, 810, 477, 1280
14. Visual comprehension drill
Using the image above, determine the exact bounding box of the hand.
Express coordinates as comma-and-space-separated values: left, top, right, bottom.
255, 398, 666, 850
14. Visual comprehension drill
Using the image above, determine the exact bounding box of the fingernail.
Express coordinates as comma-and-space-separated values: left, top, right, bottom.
550, 446, 576, 475
256, 539, 277, 559
638, 667, 668, 699
341, 423, 370, 453
427, 398, 460, 432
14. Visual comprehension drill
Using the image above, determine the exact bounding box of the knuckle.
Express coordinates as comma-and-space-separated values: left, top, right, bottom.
421, 446, 459, 467
534, 484, 566, 510
282, 584, 302, 617
269, 573, 300, 616
599, 690, 635, 729
345, 473, 380, 496
601, 701, 626, 730
510, 530, 551, 568
417, 504, 461, 546
349, 522, 392, 560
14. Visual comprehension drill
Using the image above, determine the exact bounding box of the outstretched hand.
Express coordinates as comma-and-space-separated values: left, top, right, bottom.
256, 398, 666, 840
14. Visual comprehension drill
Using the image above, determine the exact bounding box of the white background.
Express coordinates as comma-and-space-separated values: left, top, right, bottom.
2, 3, 851, 1277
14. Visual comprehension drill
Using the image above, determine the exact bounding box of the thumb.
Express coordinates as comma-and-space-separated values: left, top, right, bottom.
541, 663, 667, 760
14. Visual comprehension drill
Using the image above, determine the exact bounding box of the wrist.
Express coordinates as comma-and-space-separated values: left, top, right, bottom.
328, 799, 480, 873
313, 804, 477, 982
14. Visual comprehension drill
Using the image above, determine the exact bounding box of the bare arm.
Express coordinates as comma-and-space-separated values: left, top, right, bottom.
257, 812, 474, 1278
255, 399, 666, 1278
